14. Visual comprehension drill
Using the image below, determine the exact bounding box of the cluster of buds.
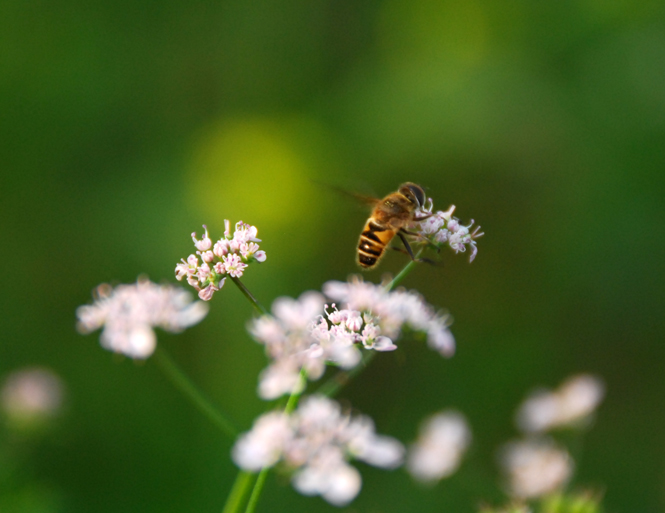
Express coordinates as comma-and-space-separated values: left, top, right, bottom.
175, 221, 266, 301
250, 278, 455, 399
411, 200, 483, 262
76, 278, 209, 359
232, 395, 404, 506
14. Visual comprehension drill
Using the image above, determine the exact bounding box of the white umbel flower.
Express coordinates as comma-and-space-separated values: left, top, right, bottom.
516, 374, 605, 434
77, 278, 208, 359
407, 411, 472, 482
323, 277, 455, 357
500, 439, 573, 499
232, 396, 404, 506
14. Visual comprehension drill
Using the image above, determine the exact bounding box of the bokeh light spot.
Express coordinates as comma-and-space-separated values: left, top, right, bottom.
187, 117, 310, 230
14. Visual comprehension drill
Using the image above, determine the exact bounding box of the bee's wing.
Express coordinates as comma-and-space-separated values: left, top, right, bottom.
312, 179, 380, 207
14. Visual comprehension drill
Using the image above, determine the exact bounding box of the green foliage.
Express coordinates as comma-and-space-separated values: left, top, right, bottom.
1, 0, 663, 510
481, 491, 603, 513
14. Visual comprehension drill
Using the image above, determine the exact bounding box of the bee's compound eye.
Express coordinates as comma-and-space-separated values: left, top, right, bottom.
407, 185, 426, 207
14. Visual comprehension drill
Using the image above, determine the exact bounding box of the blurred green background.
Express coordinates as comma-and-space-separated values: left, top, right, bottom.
2, 0, 664, 511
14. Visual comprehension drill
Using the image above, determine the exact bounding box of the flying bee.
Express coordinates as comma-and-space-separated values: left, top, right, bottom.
357, 182, 428, 270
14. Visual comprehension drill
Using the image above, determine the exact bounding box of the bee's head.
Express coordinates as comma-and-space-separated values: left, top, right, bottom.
399, 183, 426, 208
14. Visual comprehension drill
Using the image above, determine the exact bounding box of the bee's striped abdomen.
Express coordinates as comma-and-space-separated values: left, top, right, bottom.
357, 219, 396, 269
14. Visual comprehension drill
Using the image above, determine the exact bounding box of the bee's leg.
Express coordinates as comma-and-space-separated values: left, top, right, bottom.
398, 228, 441, 253
397, 231, 442, 265
390, 245, 442, 267
397, 231, 417, 261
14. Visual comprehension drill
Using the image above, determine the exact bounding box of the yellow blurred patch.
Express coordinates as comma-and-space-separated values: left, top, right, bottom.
187, 117, 312, 229
185, 116, 342, 266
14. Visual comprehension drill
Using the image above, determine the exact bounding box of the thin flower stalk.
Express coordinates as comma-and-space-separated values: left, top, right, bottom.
225, 369, 307, 513
221, 471, 255, 513
231, 277, 269, 316
154, 347, 239, 439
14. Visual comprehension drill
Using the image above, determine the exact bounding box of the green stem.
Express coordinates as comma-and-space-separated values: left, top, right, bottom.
230, 277, 269, 316
243, 369, 307, 513
221, 471, 255, 513
243, 468, 270, 513
385, 248, 423, 291
284, 369, 307, 414
153, 347, 238, 439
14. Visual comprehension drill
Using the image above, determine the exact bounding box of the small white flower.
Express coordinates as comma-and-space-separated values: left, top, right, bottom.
407, 411, 472, 482
222, 253, 248, 278
77, 278, 209, 359
175, 254, 198, 281
191, 225, 212, 251
500, 439, 573, 499
216, 240, 232, 258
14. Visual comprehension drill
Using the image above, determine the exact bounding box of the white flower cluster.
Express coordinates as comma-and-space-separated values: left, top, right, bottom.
323, 277, 455, 357
407, 411, 472, 483
516, 374, 605, 434
250, 292, 343, 399
175, 221, 266, 301
249, 278, 455, 399
411, 201, 483, 262
499, 373, 605, 500
232, 395, 404, 506
76, 278, 209, 359
500, 439, 573, 499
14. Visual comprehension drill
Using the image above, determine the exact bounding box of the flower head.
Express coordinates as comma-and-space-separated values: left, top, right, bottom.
76, 277, 209, 358
232, 396, 404, 506
249, 292, 365, 399
516, 374, 605, 434
176, 221, 266, 301
250, 277, 456, 398
500, 439, 573, 499
409, 200, 483, 262
323, 276, 456, 357
407, 411, 472, 483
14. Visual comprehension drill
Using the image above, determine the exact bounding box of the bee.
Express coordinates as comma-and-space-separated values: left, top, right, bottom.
357, 182, 427, 270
